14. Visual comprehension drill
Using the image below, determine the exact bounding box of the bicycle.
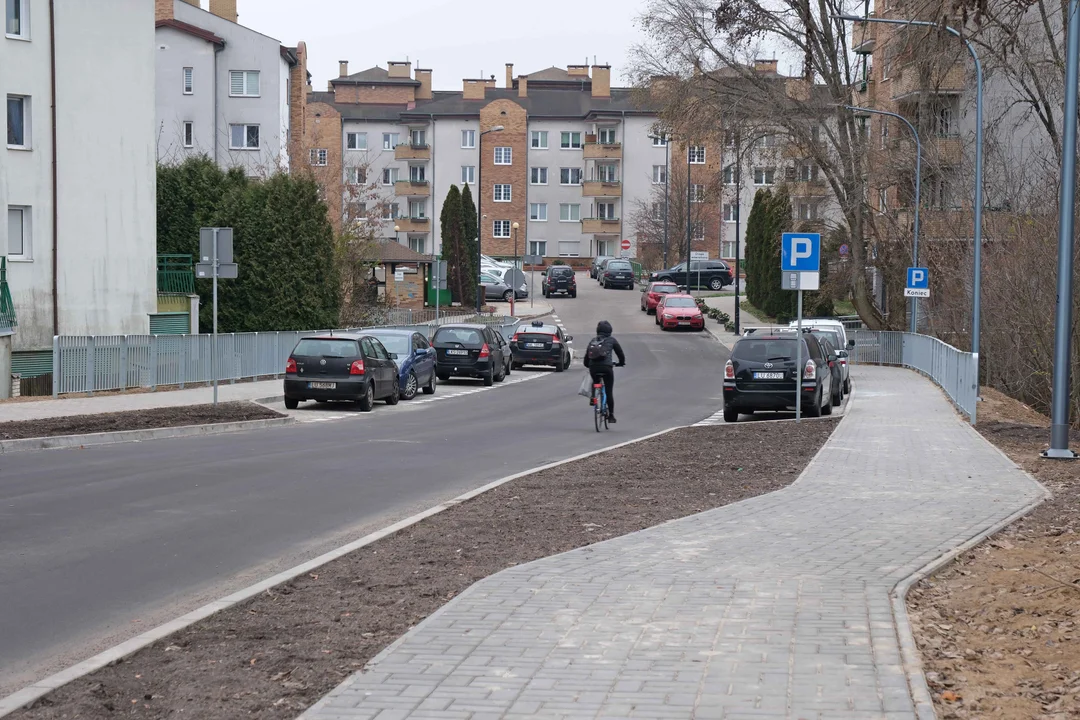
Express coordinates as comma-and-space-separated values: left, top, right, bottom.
589, 363, 623, 432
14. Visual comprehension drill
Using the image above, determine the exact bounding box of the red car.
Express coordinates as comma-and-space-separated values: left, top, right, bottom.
655, 294, 705, 331
640, 281, 679, 314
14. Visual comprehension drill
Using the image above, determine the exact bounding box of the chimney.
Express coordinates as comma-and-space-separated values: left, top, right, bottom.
567, 65, 590, 77
339, 60, 349, 78
518, 74, 528, 98
463, 79, 487, 100
388, 61, 412, 79
416, 68, 433, 100
155, 0, 173, 20
754, 58, 778, 74
591, 64, 611, 98
328, 80, 334, 91
208, 0, 237, 23
505, 64, 514, 88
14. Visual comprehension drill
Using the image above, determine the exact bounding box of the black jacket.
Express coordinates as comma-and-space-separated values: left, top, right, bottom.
583, 333, 625, 369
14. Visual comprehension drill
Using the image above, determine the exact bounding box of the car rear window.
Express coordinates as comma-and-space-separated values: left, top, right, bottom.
663, 297, 697, 308
607, 261, 632, 270
732, 338, 800, 362
518, 325, 557, 335
369, 334, 410, 356
549, 267, 573, 276
652, 284, 678, 293
292, 338, 360, 357
433, 328, 483, 345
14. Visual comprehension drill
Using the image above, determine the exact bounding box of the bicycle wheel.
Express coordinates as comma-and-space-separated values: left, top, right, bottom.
594, 389, 603, 432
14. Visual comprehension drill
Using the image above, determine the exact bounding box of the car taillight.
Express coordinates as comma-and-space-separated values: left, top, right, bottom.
803, 360, 816, 380
550, 335, 561, 346
286, 358, 297, 373
511, 333, 519, 342
479, 343, 490, 358
724, 360, 735, 380
350, 359, 365, 375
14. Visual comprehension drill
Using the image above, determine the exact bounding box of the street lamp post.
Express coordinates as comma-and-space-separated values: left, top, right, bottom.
476, 125, 505, 312
511, 221, 519, 317
845, 105, 923, 333
733, 130, 742, 334
686, 143, 693, 288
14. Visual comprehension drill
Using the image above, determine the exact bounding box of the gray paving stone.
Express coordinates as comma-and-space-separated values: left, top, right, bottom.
298, 367, 1045, 720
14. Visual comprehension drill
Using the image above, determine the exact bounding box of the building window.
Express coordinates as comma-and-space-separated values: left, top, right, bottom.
530, 203, 547, 221
723, 203, 737, 222
409, 165, 426, 182
182, 121, 194, 148
409, 200, 426, 219
344, 202, 366, 222
798, 202, 818, 221
878, 187, 888, 213
559, 167, 582, 185
559, 203, 580, 222
650, 202, 664, 221
410, 129, 426, 146
652, 133, 668, 146
383, 132, 400, 150
382, 167, 398, 185
409, 236, 426, 254
531, 130, 548, 149
346, 132, 367, 150
798, 163, 819, 181
228, 123, 259, 149
6, 205, 29, 259
183, 67, 193, 95
6, 0, 28, 38
494, 146, 512, 165
722, 240, 736, 258
493, 220, 511, 238
724, 130, 736, 148
598, 128, 617, 144
347, 167, 366, 185
937, 106, 956, 137
6, 94, 28, 148
597, 202, 616, 219
528, 240, 547, 256
493, 184, 511, 202
557, 241, 580, 257
723, 165, 736, 184
756, 134, 777, 148
383, 202, 400, 220
693, 221, 705, 240
691, 184, 705, 203
461, 165, 475, 184
310, 148, 328, 166
688, 145, 706, 164
530, 167, 548, 185
229, 70, 260, 97
597, 164, 618, 182
753, 167, 775, 185
461, 129, 476, 148
560, 131, 582, 149
652, 165, 667, 184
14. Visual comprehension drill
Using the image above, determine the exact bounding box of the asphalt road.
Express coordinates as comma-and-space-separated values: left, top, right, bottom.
0, 271, 730, 694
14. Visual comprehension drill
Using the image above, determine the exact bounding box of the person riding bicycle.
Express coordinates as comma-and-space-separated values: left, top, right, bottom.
583, 320, 626, 423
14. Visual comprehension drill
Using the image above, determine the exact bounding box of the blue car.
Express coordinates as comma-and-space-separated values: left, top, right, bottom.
367, 329, 437, 400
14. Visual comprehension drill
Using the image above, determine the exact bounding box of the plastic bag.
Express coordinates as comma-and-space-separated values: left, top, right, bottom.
578, 372, 593, 398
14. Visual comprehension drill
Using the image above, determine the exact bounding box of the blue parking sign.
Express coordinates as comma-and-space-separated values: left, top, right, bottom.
781, 233, 821, 272
906, 267, 929, 289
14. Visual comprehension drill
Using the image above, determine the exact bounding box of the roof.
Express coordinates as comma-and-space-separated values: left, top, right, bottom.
332, 66, 421, 87
366, 328, 421, 337
155, 18, 225, 46
374, 242, 433, 263
280, 45, 298, 67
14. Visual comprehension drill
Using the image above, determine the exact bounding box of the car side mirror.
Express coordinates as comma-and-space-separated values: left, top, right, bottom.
541, 270, 547, 276
565, 335, 573, 341
837, 350, 848, 358
390, 353, 399, 360
848, 338, 856, 347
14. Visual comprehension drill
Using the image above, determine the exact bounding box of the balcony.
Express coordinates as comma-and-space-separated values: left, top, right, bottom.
851, 77, 875, 107
853, 19, 876, 54
157, 254, 195, 294
395, 216, 431, 234
790, 179, 829, 197
395, 180, 431, 197
891, 62, 966, 100
583, 143, 622, 160
581, 181, 622, 198
932, 136, 963, 165
395, 144, 431, 161
581, 217, 621, 234
0, 258, 16, 334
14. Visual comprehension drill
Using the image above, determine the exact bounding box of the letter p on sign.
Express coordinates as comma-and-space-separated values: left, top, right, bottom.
781, 232, 821, 272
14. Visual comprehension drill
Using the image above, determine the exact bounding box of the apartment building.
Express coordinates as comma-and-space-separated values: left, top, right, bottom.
155, 0, 297, 173
2, 0, 157, 393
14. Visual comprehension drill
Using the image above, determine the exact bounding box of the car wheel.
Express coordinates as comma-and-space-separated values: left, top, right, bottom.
284, 397, 299, 410
723, 407, 739, 423
570, 290, 577, 298
436, 371, 450, 382
806, 390, 822, 418
495, 362, 506, 382
511, 362, 522, 371
629, 282, 635, 291
422, 371, 437, 395
832, 384, 842, 406
356, 382, 375, 412
385, 378, 400, 405
482, 367, 494, 386
502, 289, 514, 302
505, 358, 512, 376
402, 371, 418, 400
709, 277, 724, 291
844, 378, 851, 394
555, 353, 566, 372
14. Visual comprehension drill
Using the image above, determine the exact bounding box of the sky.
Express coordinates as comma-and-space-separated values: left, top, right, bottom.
222, 0, 654, 91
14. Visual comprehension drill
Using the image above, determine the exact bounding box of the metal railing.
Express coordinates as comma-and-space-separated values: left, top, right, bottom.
52, 314, 521, 396
849, 330, 979, 423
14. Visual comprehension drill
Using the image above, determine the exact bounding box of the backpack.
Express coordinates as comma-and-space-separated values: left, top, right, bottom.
586, 336, 614, 363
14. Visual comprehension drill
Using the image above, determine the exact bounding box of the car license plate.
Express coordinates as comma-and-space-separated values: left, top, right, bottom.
753, 372, 784, 380
678, 321, 690, 326
526, 342, 545, 349
308, 381, 336, 389
446, 349, 468, 355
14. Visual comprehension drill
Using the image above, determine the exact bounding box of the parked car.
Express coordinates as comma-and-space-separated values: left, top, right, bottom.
650, 260, 733, 291
806, 327, 850, 395
480, 271, 527, 302
640, 280, 680, 314
367, 329, 437, 400
789, 318, 853, 353
541, 266, 577, 297
595, 258, 616, 283
590, 255, 614, 279
722, 332, 836, 422
485, 266, 528, 295
432, 323, 511, 386
284, 334, 400, 411
511, 320, 573, 371
655, 294, 705, 331
600, 259, 635, 289
481, 254, 513, 269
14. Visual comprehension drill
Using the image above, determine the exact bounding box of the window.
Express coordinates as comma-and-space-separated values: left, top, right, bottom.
598, 128, 617, 144
183, 67, 193, 95
557, 241, 580, 257
691, 184, 705, 203
346, 132, 367, 150
937, 106, 955, 137
530, 203, 547, 221
493, 220, 511, 238
6, 0, 27, 38
652, 165, 667, 184
528, 240, 547, 256
652, 133, 668, 146
346, 167, 366, 185
723, 164, 735, 184
560, 131, 582, 149
723, 203, 737, 222
383, 132, 400, 150
461, 165, 475, 184
756, 134, 777, 148
182, 121, 194, 148
559, 203, 580, 222
650, 202, 664, 221
597, 202, 616, 219
405, 165, 423, 182
560, 167, 582, 185
229, 123, 259, 149
461, 129, 476, 148
753, 167, 775, 185
797, 163, 819, 181
597, 164, 618, 182
688, 145, 706, 163
410, 129, 426, 146
724, 130, 736, 148
494, 184, 512, 202
383, 202, 400, 220
798, 202, 818, 221
229, 70, 260, 97
878, 187, 888, 213
409, 200, 426, 219
596, 239, 612, 256
310, 148, 328, 166
494, 146, 512, 165
880, 118, 889, 149
722, 240, 736, 259
409, 236, 426, 254
530, 167, 548, 185
7, 206, 29, 259
531, 130, 548, 149
693, 221, 705, 240
6, 94, 28, 148
382, 167, 398, 185
344, 201, 366, 222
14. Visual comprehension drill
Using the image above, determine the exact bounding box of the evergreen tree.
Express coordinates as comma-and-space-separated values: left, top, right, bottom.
439, 185, 466, 303
744, 189, 771, 310
459, 183, 479, 298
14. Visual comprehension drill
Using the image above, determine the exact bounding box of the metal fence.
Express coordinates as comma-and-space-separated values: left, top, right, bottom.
849, 330, 979, 423
52, 314, 521, 397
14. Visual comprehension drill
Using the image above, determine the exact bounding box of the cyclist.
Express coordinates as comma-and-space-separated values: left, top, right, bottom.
583, 320, 626, 423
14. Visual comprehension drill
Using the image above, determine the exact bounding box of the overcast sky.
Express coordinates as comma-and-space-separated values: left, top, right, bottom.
225, 0, 652, 91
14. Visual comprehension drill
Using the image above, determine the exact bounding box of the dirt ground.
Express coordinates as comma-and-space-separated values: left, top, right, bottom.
9, 419, 837, 720
907, 387, 1080, 719
0, 402, 283, 440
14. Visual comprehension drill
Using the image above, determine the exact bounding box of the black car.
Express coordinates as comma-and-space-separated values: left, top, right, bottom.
511, 320, 573, 371
590, 255, 614, 279
284, 334, 400, 411
722, 332, 836, 422
432, 323, 511, 386
650, 260, 733, 291
600, 259, 635, 289
541, 266, 577, 298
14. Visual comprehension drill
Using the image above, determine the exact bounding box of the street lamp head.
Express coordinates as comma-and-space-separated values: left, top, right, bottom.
394, 225, 400, 232
483, 126, 505, 135
512, 222, 519, 229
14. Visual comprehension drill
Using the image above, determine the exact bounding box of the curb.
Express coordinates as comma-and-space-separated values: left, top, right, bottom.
0, 416, 296, 454
0, 424, 681, 717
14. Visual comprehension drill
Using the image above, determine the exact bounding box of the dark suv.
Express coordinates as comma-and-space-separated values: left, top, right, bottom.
600, 259, 635, 289
541, 266, 577, 298
722, 332, 836, 422
650, 260, 733, 291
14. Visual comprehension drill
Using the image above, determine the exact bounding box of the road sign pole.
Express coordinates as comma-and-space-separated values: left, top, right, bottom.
796, 289, 803, 424
212, 228, 219, 407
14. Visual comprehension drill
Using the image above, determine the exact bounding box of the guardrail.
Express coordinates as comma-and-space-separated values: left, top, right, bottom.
849, 330, 978, 423
52, 315, 521, 397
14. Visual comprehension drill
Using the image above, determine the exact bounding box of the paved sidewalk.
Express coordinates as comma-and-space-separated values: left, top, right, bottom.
300, 366, 1045, 720
703, 294, 763, 348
